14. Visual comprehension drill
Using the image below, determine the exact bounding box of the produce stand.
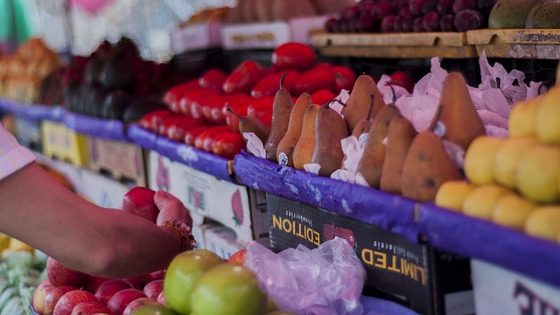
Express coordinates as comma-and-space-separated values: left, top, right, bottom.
466, 29, 560, 59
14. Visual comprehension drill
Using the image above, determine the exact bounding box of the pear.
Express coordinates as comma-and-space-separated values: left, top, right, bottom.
401, 131, 462, 201
379, 116, 417, 194
311, 101, 349, 176
356, 104, 401, 188
264, 73, 294, 162
492, 194, 536, 231
525, 206, 560, 242
463, 185, 513, 220
535, 86, 560, 145
493, 136, 537, 189
508, 96, 543, 137
464, 136, 505, 185
435, 180, 477, 212
350, 94, 376, 144
516, 143, 560, 203
227, 108, 271, 144
276, 93, 313, 167
293, 104, 320, 170
341, 74, 385, 135
438, 72, 486, 150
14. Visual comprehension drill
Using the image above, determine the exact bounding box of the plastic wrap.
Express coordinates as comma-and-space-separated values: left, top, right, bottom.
245, 237, 366, 315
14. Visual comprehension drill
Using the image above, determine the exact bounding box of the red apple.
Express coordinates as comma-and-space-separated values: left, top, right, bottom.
156, 291, 166, 306
32, 278, 53, 314
95, 279, 134, 306
121, 187, 158, 223
227, 249, 247, 265
43, 286, 77, 315
53, 290, 98, 315
107, 288, 146, 315
46, 257, 88, 288
122, 297, 160, 315
84, 276, 112, 293
143, 280, 164, 300
123, 274, 152, 290
147, 270, 165, 281
70, 301, 113, 315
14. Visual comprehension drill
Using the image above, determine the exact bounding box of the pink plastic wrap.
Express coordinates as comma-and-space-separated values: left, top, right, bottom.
245, 237, 366, 315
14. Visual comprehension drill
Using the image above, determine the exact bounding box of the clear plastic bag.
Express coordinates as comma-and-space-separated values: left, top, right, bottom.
245, 237, 366, 315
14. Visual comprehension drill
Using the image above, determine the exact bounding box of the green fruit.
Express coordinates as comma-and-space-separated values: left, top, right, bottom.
191, 264, 267, 315
164, 249, 223, 315
131, 304, 180, 315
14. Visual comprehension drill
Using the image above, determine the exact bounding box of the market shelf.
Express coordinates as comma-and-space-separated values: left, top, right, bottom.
466, 28, 560, 59
311, 32, 478, 59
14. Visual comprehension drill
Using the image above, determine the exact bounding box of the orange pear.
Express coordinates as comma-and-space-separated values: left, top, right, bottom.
276, 93, 313, 167
311, 101, 349, 176
264, 73, 294, 162
341, 74, 385, 135
293, 104, 320, 170
380, 116, 417, 194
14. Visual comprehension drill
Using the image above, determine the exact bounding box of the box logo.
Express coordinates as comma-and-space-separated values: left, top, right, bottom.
188, 186, 205, 211
514, 281, 560, 315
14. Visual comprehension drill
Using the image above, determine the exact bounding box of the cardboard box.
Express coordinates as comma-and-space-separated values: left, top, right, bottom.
472, 259, 560, 315
14, 116, 42, 151
289, 16, 330, 45
79, 169, 133, 209
88, 137, 148, 186
267, 194, 474, 315
147, 150, 269, 246
203, 224, 246, 260
170, 22, 223, 53
41, 121, 89, 167
222, 21, 291, 50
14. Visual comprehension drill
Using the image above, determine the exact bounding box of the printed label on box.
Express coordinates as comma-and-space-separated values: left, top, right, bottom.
79, 169, 132, 209
170, 22, 223, 53
472, 259, 560, 315
222, 22, 290, 49
148, 151, 172, 192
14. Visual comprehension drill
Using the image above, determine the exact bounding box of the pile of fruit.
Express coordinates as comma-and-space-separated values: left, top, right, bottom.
0, 38, 61, 103
436, 85, 560, 243
489, 0, 560, 29
324, 0, 497, 33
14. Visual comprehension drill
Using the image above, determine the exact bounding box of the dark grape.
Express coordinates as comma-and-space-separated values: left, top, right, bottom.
453, 0, 477, 14
324, 17, 340, 33
381, 15, 398, 32
342, 5, 361, 20
355, 11, 377, 32
423, 0, 438, 15
440, 14, 456, 31
454, 9, 485, 32
370, 1, 396, 20
413, 16, 427, 32
437, 0, 454, 15
409, 0, 429, 17
401, 15, 415, 32
423, 11, 441, 31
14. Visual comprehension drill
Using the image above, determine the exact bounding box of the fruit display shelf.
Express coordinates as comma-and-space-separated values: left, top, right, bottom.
311, 32, 478, 59
466, 28, 560, 59
62, 111, 129, 142
0, 98, 64, 122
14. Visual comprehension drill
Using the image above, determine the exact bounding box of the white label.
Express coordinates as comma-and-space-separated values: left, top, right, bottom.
278, 152, 289, 166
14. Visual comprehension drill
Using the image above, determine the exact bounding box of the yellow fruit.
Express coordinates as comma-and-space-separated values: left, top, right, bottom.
463, 185, 512, 220
509, 96, 542, 137
492, 194, 536, 230
435, 181, 476, 211
535, 87, 560, 144
516, 143, 560, 203
525, 206, 560, 242
8, 238, 34, 253
464, 136, 505, 185
493, 136, 537, 189
0, 233, 10, 253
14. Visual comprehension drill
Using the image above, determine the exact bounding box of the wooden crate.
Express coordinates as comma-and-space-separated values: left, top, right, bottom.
467, 29, 560, 59
41, 121, 89, 167
311, 32, 478, 59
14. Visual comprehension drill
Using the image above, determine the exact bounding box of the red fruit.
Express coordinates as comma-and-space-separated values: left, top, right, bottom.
164, 116, 205, 142
32, 279, 53, 314
147, 270, 165, 281
83, 275, 111, 293
194, 126, 230, 152
199, 69, 228, 90
334, 226, 356, 248
121, 186, 158, 223
440, 14, 456, 31
124, 274, 153, 290
323, 224, 335, 241
53, 290, 98, 315
177, 88, 216, 116
46, 257, 88, 288
95, 279, 134, 306
454, 9, 484, 32
139, 109, 174, 132
381, 15, 398, 32
259, 111, 273, 127
163, 80, 200, 111
311, 89, 337, 106
225, 103, 250, 133
247, 96, 274, 118
222, 60, 267, 94
70, 301, 113, 315
43, 286, 77, 315
156, 291, 166, 305
201, 95, 227, 124
227, 249, 247, 265
453, 0, 476, 13
423, 11, 441, 32
212, 132, 245, 159
122, 297, 160, 315
313, 62, 332, 70
370, 1, 396, 19
292, 68, 338, 95
107, 288, 146, 315
212, 93, 253, 125
184, 126, 213, 146
189, 90, 222, 120
330, 66, 357, 91
272, 42, 316, 72
413, 16, 427, 32
250, 70, 299, 99
389, 70, 414, 93
143, 279, 164, 299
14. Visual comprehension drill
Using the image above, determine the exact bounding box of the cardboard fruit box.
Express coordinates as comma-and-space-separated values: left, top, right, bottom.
41, 121, 89, 167
267, 194, 473, 315
170, 22, 223, 54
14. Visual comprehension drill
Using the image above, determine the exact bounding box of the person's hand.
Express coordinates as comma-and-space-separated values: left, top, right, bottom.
154, 190, 193, 228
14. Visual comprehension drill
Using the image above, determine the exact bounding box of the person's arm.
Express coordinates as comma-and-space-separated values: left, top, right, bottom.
0, 162, 188, 278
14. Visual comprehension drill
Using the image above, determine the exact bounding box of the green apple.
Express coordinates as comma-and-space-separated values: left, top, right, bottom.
164, 249, 223, 315
191, 264, 267, 315
131, 304, 180, 315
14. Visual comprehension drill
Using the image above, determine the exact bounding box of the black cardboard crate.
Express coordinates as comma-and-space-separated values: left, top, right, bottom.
267, 194, 473, 315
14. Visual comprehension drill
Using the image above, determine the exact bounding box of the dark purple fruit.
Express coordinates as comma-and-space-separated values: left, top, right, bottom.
401, 15, 415, 32
342, 5, 361, 20
101, 90, 133, 120
477, 0, 497, 10
355, 11, 377, 32
409, 0, 429, 16
453, 0, 477, 14
437, 0, 454, 15
381, 15, 398, 32
423, 0, 437, 15
393, 15, 405, 32
325, 17, 340, 32
454, 9, 485, 31
423, 11, 441, 31
370, 1, 396, 20
413, 16, 427, 32
440, 14, 457, 31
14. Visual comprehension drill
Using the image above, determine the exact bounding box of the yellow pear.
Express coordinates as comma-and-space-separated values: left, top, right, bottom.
516, 143, 560, 203
491, 194, 536, 230
524, 206, 560, 242
434, 181, 477, 212
535, 87, 560, 145
493, 136, 537, 189
463, 184, 512, 220
508, 96, 543, 137
464, 136, 505, 185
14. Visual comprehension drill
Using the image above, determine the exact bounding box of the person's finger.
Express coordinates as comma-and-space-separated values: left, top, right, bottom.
154, 190, 193, 227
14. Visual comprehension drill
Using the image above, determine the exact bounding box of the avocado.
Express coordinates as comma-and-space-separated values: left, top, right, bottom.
122, 97, 166, 123
101, 90, 133, 120
98, 58, 137, 92
526, 0, 560, 28
488, 0, 541, 29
